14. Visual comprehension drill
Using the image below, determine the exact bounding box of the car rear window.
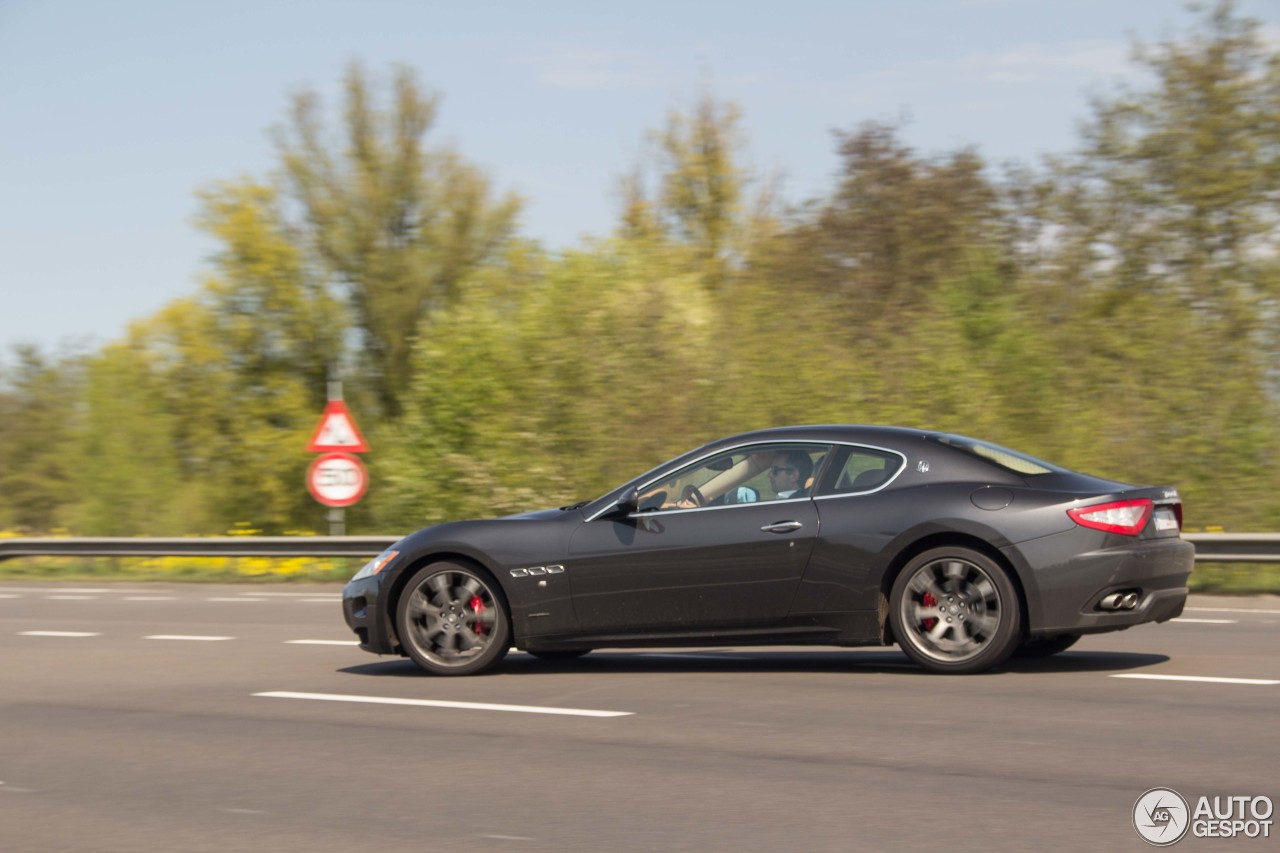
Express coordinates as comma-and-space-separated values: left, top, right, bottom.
927, 434, 1060, 476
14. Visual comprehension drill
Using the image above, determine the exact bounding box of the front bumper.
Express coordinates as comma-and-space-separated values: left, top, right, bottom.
342, 575, 396, 654
1019, 535, 1194, 637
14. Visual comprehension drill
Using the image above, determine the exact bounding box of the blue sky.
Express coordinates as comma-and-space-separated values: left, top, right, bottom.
2, 0, 1277, 355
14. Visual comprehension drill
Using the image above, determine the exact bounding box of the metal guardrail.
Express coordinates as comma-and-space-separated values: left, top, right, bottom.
0, 536, 398, 562
0, 533, 1277, 563
1182, 533, 1280, 563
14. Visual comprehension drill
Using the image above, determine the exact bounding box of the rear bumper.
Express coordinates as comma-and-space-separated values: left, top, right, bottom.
1052, 584, 1188, 635
1016, 535, 1194, 637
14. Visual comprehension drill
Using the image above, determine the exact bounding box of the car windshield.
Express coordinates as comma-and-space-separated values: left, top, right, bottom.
928, 434, 1060, 476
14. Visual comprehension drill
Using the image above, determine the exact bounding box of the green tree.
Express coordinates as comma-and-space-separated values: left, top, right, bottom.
0, 346, 84, 532
187, 181, 346, 530
374, 238, 721, 529
275, 63, 523, 418
653, 91, 744, 286
734, 122, 1031, 448
1031, 0, 1280, 526
71, 181, 349, 535
619, 88, 779, 288
774, 122, 1003, 336
194, 181, 345, 413
73, 340, 190, 536
1075, 0, 1279, 317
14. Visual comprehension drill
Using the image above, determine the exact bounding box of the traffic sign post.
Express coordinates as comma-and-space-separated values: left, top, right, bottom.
306, 453, 369, 508
306, 384, 369, 536
307, 399, 370, 453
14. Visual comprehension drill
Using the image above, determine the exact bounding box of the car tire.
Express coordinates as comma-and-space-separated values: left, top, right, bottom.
1013, 633, 1081, 658
889, 546, 1021, 674
396, 561, 510, 676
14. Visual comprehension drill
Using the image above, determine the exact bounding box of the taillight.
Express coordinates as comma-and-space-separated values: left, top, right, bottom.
1067, 499, 1153, 536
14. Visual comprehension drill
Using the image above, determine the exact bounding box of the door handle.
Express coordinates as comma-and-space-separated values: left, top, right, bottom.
760, 520, 803, 533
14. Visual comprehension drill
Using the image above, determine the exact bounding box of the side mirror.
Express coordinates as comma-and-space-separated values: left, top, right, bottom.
614, 487, 639, 516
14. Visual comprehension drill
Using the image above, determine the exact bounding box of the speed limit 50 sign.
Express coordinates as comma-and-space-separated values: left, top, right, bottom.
306, 452, 368, 507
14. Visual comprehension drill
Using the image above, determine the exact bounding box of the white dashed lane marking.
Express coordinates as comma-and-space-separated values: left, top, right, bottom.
1185, 607, 1280, 615
286, 639, 358, 646
10, 631, 1278, 690
254, 691, 634, 718
1111, 674, 1279, 686
144, 634, 235, 642
1171, 618, 1238, 624
45, 595, 98, 601
19, 631, 101, 637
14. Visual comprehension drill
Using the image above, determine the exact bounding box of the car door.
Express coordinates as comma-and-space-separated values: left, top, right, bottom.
565, 443, 828, 633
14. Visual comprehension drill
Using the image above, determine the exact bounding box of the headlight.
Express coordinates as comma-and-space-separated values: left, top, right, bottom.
351, 549, 399, 581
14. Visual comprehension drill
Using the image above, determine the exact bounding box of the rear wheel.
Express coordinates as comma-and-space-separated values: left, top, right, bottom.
1014, 633, 1081, 658
889, 546, 1021, 674
396, 561, 510, 676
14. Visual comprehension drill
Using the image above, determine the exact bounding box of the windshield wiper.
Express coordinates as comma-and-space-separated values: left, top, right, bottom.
559, 500, 590, 511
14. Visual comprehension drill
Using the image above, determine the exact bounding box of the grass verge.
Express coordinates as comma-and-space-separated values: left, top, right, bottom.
1187, 563, 1280, 596
0, 556, 354, 583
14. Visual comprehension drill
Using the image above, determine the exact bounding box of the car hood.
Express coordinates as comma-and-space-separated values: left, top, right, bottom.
500, 507, 568, 521
398, 507, 568, 546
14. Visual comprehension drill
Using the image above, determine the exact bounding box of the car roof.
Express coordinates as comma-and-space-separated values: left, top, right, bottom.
705, 424, 934, 449
583, 424, 1082, 518
631, 425, 939, 491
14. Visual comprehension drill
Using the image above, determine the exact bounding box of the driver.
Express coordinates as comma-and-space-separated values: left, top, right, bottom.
769, 450, 813, 499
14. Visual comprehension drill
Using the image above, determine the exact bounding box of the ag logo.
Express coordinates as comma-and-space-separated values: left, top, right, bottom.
1134, 788, 1190, 846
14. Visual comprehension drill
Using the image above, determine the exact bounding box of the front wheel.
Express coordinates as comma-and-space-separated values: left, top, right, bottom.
396, 561, 510, 676
889, 547, 1021, 674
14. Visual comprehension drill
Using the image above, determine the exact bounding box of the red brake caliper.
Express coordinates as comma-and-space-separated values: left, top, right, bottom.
469, 595, 487, 635
921, 592, 938, 632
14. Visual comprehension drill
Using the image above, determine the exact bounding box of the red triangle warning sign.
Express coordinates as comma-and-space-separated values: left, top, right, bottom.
307, 400, 370, 453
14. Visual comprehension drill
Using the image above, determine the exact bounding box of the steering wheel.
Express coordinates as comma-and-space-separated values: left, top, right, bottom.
680, 484, 706, 508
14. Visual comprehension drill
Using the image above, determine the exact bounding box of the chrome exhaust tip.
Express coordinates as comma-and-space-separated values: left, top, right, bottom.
1121, 592, 1139, 610
1100, 593, 1125, 610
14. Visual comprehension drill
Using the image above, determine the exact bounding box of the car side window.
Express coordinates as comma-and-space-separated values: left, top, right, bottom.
638, 444, 831, 511
818, 447, 905, 495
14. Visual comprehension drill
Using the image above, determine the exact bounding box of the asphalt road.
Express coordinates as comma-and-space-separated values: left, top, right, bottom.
1, 582, 1276, 852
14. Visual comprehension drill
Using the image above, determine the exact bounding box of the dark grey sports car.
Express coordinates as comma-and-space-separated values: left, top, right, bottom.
342, 426, 1193, 675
